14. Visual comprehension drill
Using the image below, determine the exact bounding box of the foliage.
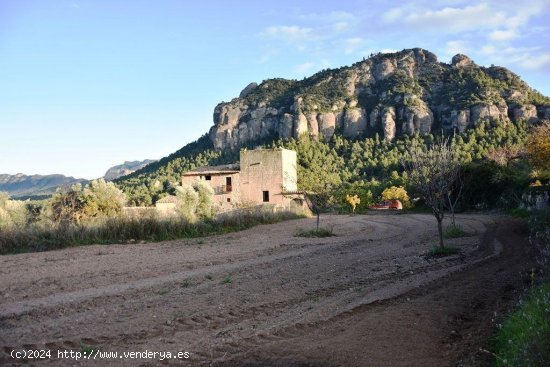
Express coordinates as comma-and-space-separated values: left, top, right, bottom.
526, 121, 550, 174
492, 281, 550, 367
0, 193, 28, 230
114, 116, 531, 211
47, 179, 126, 225
192, 180, 217, 219
175, 184, 199, 222
424, 245, 459, 258
444, 224, 466, 238
0, 210, 302, 254
528, 208, 550, 273
345, 194, 360, 214
295, 227, 334, 238
380, 186, 410, 208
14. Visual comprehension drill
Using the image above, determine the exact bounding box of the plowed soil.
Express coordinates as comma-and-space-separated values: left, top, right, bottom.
0, 214, 536, 366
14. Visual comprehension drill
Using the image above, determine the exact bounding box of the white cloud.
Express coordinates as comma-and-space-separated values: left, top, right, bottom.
519, 53, 550, 70
343, 37, 363, 54
295, 62, 315, 73
333, 22, 350, 32
382, 4, 508, 33
380, 48, 398, 54
488, 29, 519, 41
295, 59, 332, 75
445, 40, 468, 56
261, 25, 313, 42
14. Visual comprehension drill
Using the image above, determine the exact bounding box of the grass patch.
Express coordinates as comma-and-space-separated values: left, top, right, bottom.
492, 282, 550, 367
222, 275, 233, 284
505, 208, 530, 219
444, 224, 466, 238
294, 227, 334, 238
0, 210, 304, 255
425, 245, 459, 259
80, 343, 99, 355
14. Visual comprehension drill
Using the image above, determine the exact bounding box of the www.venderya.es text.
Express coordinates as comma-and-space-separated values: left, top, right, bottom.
10, 349, 191, 361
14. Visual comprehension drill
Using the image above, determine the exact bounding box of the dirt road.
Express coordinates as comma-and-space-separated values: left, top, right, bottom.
0, 214, 536, 366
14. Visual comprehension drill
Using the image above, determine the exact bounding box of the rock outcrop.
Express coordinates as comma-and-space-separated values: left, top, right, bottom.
209, 48, 550, 150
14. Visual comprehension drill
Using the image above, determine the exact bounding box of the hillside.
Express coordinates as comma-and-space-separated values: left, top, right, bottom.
104, 159, 156, 181
115, 48, 549, 206
0, 174, 87, 200
1, 159, 155, 200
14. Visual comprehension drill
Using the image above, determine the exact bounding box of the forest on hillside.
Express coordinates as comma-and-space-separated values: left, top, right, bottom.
115, 118, 541, 212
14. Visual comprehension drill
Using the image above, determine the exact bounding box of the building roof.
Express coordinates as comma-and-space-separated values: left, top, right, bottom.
182, 163, 240, 176
156, 195, 179, 204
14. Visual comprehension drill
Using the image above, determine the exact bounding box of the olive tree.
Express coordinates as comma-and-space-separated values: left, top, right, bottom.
403, 137, 461, 248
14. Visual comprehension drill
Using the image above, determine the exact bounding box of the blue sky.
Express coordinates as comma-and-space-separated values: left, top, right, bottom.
1, 0, 549, 179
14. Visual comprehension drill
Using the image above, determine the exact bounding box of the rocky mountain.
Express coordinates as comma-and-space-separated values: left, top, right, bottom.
0, 173, 87, 199
210, 48, 550, 150
104, 159, 156, 181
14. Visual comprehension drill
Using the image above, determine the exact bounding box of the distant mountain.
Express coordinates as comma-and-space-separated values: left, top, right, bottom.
0, 159, 155, 200
0, 173, 87, 200
104, 159, 156, 181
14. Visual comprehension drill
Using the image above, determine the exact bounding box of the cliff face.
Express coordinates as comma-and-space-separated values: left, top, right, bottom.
209, 48, 550, 149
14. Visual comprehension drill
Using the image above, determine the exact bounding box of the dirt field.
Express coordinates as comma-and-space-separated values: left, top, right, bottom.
0, 213, 536, 366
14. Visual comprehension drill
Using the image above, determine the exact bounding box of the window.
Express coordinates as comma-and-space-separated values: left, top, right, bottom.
226, 177, 232, 192
263, 190, 269, 202
227, 198, 231, 203
205, 175, 211, 181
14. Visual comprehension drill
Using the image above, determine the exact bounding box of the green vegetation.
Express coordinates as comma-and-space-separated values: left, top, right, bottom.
444, 224, 466, 238
0, 210, 302, 254
492, 282, 550, 367
295, 227, 334, 238
113, 117, 533, 212
425, 245, 459, 258
222, 275, 233, 284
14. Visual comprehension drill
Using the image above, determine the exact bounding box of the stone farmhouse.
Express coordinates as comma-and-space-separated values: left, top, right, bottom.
181, 148, 303, 211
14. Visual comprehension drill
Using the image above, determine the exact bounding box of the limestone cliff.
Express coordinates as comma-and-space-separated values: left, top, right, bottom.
210, 48, 550, 149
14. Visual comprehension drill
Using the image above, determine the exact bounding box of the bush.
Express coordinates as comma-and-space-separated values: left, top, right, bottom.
425, 245, 459, 258
493, 282, 550, 367
444, 224, 466, 238
294, 227, 334, 237
0, 210, 303, 254
380, 186, 411, 208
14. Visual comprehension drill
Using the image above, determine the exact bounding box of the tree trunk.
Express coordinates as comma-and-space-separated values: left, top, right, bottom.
437, 216, 444, 248
448, 194, 456, 226
316, 213, 320, 230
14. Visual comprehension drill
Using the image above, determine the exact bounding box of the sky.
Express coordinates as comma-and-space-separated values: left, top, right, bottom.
1, 0, 549, 179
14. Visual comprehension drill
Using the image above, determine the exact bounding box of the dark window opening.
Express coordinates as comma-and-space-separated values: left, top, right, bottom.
205, 175, 211, 181
263, 191, 270, 202
226, 177, 232, 192
227, 198, 231, 203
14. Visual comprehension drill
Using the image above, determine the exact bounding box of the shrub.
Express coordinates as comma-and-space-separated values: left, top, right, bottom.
425, 245, 459, 258
0, 210, 302, 254
444, 224, 466, 238
493, 282, 550, 367
381, 186, 411, 208
295, 227, 334, 237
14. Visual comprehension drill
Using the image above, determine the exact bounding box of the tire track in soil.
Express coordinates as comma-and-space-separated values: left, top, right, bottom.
0, 214, 502, 367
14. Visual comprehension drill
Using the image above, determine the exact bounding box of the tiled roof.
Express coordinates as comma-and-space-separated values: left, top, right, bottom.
182, 163, 240, 175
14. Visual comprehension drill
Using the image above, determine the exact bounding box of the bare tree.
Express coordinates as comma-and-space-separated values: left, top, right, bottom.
447, 169, 464, 226
403, 137, 461, 248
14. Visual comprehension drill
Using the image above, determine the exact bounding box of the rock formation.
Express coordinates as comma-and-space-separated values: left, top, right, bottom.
209, 48, 550, 150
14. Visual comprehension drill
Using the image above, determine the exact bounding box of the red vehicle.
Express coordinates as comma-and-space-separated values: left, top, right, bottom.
370, 199, 403, 210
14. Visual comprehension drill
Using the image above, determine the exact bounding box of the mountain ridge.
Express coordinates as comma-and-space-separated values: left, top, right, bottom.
209, 48, 549, 150
1, 159, 155, 199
